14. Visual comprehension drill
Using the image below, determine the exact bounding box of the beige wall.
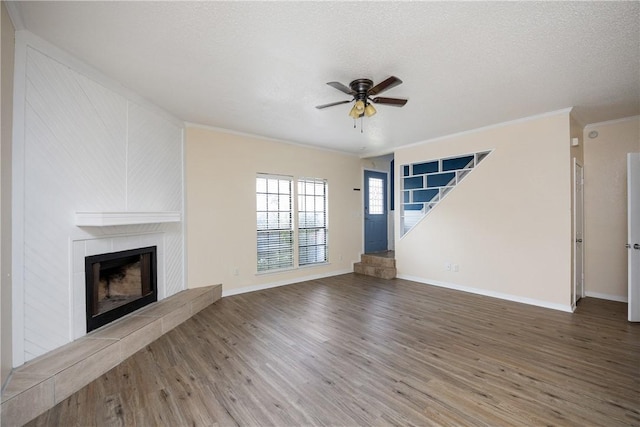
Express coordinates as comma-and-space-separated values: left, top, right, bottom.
583, 116, 640, 300
1, 0, 15, 385
395, 112, 573, 309
185, 126, 362, 294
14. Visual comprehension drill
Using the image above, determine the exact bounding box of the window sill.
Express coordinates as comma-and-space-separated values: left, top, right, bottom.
255, 262, 330, 276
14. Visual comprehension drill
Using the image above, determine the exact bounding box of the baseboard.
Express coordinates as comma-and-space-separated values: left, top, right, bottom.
584, 291, 628, 303
222, 269, 353, 297
397, 274, 574, 313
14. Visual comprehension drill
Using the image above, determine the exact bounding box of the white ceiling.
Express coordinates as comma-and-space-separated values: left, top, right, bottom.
9, 1, 640, 156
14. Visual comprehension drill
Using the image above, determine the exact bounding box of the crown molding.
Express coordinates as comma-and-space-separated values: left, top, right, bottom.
584, 115, 640, 130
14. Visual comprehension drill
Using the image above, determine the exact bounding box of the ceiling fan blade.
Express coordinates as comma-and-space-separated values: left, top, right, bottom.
315, 100, 352, 109
327, 81, 356, 95
371, 97, 408, 107
368, 76, 403, 96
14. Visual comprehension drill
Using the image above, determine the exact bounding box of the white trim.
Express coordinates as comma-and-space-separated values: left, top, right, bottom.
362, 168, 390, 254
362, 166, 389, 174
584, 115, 640, 130
256, 172, 293, 180
125, 102, 129, 211
75, 211, 181, 227
67, 238, 74, 342
185, 122, 360, 157
11, 29, 28, 368
367, 108, 573, 158
397, 274, 574, 313
572, 158, 585, 310
160, 234, 167, 301
180, 127, 187, 295
254, 262, 331, 277
360, 149, 394, 159
222, 269, 352, 297
585, 291, 628, 303
572, 157, 576, 310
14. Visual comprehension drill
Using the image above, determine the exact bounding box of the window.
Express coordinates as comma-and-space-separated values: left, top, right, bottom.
298, 178, 327, 266
367, 177, 385, 215
256, 175, 328, 272
256, 175, 293, 272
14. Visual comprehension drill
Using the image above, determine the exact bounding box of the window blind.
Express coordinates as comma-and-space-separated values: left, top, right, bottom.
298, 178, 328, 266
256, 175, 293, 272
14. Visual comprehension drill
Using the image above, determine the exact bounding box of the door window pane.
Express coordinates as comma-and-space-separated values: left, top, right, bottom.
368, 177, 384, 214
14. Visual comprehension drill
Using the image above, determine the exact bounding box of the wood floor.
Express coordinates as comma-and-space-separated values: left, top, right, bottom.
28, 274, 640, 426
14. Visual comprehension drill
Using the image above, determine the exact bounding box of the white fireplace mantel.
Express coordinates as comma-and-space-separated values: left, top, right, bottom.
75, 211, 181, 227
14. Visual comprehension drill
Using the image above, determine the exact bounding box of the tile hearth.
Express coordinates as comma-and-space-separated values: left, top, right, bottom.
1, 284, 222, 427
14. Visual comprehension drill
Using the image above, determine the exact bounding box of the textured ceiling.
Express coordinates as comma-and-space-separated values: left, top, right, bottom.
10, 1, 640, 155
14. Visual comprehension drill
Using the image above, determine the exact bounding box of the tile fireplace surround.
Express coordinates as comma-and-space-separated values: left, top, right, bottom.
1, 284, 222, 426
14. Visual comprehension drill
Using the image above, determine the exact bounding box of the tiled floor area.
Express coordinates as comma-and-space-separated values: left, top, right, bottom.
1, 284, 221, 426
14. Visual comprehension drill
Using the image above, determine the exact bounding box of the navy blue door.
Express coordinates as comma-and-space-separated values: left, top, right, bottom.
364, 170, 388, 253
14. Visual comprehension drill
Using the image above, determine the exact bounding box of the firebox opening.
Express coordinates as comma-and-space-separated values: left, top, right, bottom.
85, 246, 157, 332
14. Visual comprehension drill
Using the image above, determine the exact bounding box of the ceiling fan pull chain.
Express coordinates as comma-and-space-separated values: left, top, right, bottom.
361, 116, 364, 133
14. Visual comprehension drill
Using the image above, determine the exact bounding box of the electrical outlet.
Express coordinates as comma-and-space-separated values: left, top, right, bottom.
445, 263, 451, 271
453, 264, 460, 272
233, 268, 239, 276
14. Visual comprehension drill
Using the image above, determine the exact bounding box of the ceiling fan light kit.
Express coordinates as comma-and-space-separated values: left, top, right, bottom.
316, 76, 408, 131
364, 104, 376, 117
349, 99, 366, 118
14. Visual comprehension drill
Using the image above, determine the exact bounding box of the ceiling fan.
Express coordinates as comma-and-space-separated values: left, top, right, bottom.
315, 76, 408, 119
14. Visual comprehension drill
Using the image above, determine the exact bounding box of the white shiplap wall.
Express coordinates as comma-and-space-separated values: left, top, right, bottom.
14, 35, 184, 364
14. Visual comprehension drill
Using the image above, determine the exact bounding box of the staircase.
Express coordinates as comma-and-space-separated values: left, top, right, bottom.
354, 251, 397, 279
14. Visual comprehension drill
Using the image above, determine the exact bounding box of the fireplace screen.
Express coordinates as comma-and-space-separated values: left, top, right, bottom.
85, 246, 157, 332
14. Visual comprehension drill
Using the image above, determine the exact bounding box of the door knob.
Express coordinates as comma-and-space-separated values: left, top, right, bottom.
634, 244, 640, 250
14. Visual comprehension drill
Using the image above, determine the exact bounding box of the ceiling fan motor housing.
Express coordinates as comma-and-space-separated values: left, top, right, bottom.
350, 79, 373, 101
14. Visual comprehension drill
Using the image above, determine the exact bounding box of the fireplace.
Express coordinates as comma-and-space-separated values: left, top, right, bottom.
85, 246, 157, 332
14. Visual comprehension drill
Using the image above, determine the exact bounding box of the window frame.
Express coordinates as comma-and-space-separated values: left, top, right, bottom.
297, 178, 328, 267
256, 174, 329, 274
256, 174, 294, 273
